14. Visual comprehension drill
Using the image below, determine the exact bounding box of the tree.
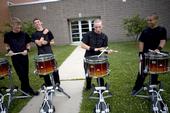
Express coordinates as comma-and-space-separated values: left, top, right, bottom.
123, 14, 147, 40
22, 21, 35, 37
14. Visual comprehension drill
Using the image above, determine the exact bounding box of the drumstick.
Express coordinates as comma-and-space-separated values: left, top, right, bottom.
98, 47, 108, 57
111, 50, 118, 53
101, 49, 118, 53
148, 49, 154, 53
5, 52, 23, 56
149, 49, 167, 56
158, 52, 168, 56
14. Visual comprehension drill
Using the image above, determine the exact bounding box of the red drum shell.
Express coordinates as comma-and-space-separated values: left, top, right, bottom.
85, 55, 109, 78
34, 54, 56, 75
144, 52, 170, 74
0, 58, 9, 77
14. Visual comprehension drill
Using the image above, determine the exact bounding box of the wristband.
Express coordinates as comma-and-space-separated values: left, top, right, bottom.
138, 52, 143, 57
89, 47, 95, 51
42, 34, 46, 37
7, 49, 11, 52
26, 48, 30, 52
157, 46, 162, 51
47, 40, 50, 45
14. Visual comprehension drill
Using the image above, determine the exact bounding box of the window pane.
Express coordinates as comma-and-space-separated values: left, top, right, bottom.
72, 25, 79, 29
70, 17, 100, 42
72, 34, 79, 37
82, 28, 89, 33
81, 20, 89, 34
71, 21, 78, 25
72, 29, 79, 34
81, 20, 88, 24
81, 24, 88, 28
73, 38, 80, 41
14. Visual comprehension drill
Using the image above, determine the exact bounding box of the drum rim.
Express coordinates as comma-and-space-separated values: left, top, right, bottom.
148, 70, 170, 74
85, 55, 108, 63
0, 58, 8, 64
38, 53, 54, 57
34, 53, 54, 61
144, 51, 170, 59
145, 57, 170, 60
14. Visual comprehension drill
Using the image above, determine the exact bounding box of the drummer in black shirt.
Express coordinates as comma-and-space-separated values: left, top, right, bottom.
4, 17, 38, 95
32, 18, 60, 86
131, 14, 167, 96
81, 19, 112, 91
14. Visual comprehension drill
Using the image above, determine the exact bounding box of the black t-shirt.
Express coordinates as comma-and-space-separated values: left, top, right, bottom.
32, 30, 54, 55
81, 31, 108, 57
4, 31, 31, 53
139, 26, 167, 53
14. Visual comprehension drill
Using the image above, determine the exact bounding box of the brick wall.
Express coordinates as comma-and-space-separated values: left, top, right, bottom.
8, 0, 37, 4
0, 0, 10, 52
9, 0, 170, 44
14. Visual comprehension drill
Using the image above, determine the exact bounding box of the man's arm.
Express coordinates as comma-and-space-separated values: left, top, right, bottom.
81, 42, 90, 50
80, 42, 105, 51
155, 27, 167, 52
35, 38, 43, 46
5, 43, 14, 56
5, 43, 11, 51
43, 28, 55, 45
139, 41, 144, 52
49, 39, 55, 45
26, 43, 31, 50
155, 40, 166, 52
21, 43, 31, 56
158, 40, 166, 49
34, 36, 48, 46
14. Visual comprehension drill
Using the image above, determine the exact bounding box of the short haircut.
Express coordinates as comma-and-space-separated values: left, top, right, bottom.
33, 18, 40, 23
150, 13, 159, 20
10, 17, 22, 26
94, 19, 102, 25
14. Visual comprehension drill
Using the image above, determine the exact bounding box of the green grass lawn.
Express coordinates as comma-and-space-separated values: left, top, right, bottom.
0, 44, 76, 113
80, 41, 170, 113
1, 41, 170, 113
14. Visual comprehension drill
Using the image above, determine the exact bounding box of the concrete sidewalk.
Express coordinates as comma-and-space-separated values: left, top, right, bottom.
20, 46, 85, 113
59, 46, 85, 80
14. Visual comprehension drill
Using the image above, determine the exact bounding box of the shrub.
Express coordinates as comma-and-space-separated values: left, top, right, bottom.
22, 21, 35, 37
123, 14, 147, 40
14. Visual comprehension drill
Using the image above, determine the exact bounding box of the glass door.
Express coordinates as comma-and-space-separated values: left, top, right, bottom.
69, 18, 97, 43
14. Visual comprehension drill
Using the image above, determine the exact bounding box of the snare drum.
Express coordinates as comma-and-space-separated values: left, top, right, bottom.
0, 58, 9, 77
34, 54, 56, 75
144, 52, 170, 74
85, 55, 109, 78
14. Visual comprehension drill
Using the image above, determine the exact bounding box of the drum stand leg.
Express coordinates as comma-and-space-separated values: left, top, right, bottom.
89, 78, 112, 113
6, 67, 31, 108
149, 81, 169, 113
39, 73, 71, 113
0, 93, 8, 113
40, 86, 55, 113
49, 73, 71, 99
134, 75, 169, 113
